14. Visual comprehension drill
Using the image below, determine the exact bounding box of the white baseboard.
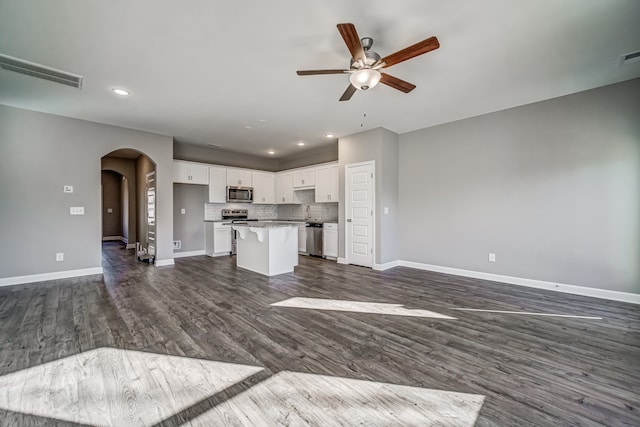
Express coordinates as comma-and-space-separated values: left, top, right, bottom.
126, 243, 136, 249
206, 252, 232, 258
337, 257, 348, 265
154, 258, 175, 267
102, 236, 123, 241
398, 260, 640, 305
373, 260, 399, 271
173, 250, 205, 258
0, 267, 104, 288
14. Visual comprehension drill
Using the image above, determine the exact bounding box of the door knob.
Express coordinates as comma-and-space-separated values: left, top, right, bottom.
346, 219, 352, 222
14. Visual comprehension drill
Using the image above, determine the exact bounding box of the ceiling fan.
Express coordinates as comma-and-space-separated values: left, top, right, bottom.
296, 23, 440, 101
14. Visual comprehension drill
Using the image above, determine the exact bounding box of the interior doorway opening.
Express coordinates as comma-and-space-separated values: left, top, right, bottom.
101, 149, 156, 264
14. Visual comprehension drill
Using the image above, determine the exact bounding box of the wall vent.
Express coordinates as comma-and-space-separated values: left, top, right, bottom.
620, 50, 640, 66
0, 53, 83, 88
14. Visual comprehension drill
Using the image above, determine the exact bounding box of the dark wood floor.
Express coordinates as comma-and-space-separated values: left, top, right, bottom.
0, 242, 638, 426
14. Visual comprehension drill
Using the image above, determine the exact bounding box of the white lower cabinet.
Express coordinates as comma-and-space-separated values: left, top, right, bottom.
205, 222, 232, 256
298, 225, 307, 253
322, 223, 338, 258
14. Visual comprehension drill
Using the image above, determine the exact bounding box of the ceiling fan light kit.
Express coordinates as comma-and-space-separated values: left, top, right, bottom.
350, 68, 381, 90
296, 23, 440, 101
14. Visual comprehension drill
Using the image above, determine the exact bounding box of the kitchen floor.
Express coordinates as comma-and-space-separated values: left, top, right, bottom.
0, 242, 638, 426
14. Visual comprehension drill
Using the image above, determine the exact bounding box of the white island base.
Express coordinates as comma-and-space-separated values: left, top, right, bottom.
233, 224, 298, 276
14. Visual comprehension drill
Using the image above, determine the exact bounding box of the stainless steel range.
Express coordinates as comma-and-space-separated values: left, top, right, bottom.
221, 209, 258, 254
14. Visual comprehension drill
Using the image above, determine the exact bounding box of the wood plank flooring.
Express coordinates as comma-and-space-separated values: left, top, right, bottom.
0, 241, 638, 426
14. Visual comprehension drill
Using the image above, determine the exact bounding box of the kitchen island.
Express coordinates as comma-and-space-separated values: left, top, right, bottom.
232, 222, 301, 276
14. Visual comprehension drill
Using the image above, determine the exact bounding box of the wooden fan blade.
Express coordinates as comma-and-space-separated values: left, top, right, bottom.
339, 84, 357, 102
380, 73, 416, 93
381, 36, 440, 68
297, 69, 348, 76
337, 23, 365, 63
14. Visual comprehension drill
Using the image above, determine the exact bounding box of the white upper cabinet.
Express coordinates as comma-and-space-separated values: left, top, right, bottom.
208, 166, 227, 203
252, 171, 275, 204
276, 172, 299, 204
293, 168, 315, 189
173, 160, 209, 185
315, 164, 338, 203
227, 168, 252, 187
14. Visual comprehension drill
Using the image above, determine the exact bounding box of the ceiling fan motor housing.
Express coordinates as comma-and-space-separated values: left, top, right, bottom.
350, 50, 381, 69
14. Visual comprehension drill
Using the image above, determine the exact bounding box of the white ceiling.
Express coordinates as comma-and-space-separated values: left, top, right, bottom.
1, 1, 639, 159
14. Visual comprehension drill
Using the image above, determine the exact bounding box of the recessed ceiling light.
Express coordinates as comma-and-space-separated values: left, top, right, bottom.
258, 119, 267, 123
297, 141, 305, 146
268, 150, 275, 155
325, 133, 335, 138
112, 88, 130, 96
244, 125, 252, 129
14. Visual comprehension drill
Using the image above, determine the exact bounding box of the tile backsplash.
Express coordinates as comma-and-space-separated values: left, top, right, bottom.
278, 190, 338, 221
204, 203, 277, 220
204, 190, 338, 222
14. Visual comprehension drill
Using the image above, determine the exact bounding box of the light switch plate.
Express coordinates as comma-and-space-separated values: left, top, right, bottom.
488, 253, 496, 262
383, 207, 389, 214
56, 253, 64, 261
63, 185, 73, 193
107, 208, 113, 213
180, 208, 186, 215
70, 207, 85, 215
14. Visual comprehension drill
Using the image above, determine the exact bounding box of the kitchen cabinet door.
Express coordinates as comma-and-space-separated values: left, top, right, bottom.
315, 165, 338, 203
205, 222, 231, 256
227, 168, 252, 187
252, 171, 275, 204
213, 224, 232, 254
293, 168, 315, 189
208, 166, 227, 203
173, 160, 209, 185
276, 172, 299, 204
323, 223, 338, 258
298, 226, 307, 253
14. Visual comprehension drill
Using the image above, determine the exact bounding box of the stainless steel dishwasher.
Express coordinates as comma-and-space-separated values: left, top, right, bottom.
305, 222, 323, 257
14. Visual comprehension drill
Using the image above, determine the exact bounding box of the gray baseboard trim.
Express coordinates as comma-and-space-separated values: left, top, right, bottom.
398, 260, 640, 305
0, 267, 104, 288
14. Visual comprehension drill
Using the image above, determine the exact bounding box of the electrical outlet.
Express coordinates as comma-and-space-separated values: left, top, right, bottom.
173, 240, 181, 249
70, 206, 85, 215
488, 253, 496, 262
56, 253, 64, 261
180, 208, 186, 215
107, 208, 113, 213
63, 185, 73, 193
383, 207, 389, 214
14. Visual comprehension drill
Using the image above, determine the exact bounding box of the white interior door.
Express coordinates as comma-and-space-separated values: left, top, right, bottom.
346, 162, 374, 267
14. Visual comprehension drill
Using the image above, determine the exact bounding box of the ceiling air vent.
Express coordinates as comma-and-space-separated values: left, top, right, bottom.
0, 53, 83, 88
620, 50, 640, 66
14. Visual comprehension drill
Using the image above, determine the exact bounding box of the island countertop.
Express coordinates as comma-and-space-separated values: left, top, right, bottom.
232, 221, 304, 228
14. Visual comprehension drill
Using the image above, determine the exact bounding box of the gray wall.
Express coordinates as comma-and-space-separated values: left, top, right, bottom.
0, 105, 174, 279
174, 141, 279, 171
338, 127, 400, 265
101, 170, 123, 238
398, 79, 640, 293
174, 140, 338, 172
173, 184, 208, 253
276, 143, 339, 171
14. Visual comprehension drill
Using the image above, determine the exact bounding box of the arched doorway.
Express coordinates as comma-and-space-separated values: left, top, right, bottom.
101, 149, 156, 263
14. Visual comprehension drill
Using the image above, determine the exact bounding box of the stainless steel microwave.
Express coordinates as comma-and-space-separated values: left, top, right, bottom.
227, 186, 253, 203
